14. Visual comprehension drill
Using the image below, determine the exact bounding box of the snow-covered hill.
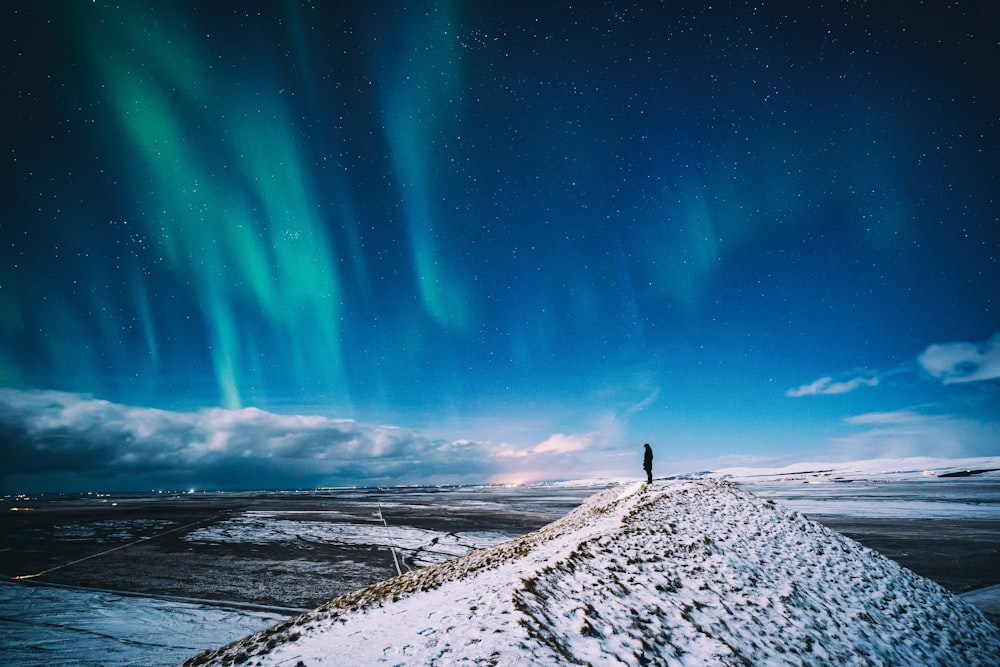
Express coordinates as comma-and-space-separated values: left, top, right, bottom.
182, 480, 1000, 666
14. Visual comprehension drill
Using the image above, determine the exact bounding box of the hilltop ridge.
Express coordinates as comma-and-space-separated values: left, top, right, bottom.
183, 480, 1000, 666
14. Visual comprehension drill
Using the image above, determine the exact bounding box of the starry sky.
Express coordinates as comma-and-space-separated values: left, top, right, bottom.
2, 1, 999, 492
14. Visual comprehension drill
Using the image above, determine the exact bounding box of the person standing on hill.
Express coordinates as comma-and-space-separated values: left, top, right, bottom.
643, 443, 653, 483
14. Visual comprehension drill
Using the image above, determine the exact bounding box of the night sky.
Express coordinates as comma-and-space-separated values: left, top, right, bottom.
2, 1, 998, 492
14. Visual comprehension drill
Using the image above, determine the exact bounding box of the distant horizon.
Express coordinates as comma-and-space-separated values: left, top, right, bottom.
5, 438, 998, 496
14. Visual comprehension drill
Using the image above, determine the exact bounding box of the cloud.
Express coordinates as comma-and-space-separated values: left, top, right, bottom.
918, 332, 1000, 384
532, 432, 597, 455
833, 408, 999, 460
842, 409, 928, 426
484, 411, 633, 484
785, 374, 879, 398
787, 332, 1000, 399
494, 431, 605, 460
0, 389, 502, 492
0, 388, 640, 492
621, 388, 660, 420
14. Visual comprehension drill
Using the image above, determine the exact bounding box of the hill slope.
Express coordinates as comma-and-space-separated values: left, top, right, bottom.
182, 481, 1000, 666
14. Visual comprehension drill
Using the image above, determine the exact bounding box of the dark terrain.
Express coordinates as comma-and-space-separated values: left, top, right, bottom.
1, 487, 593, 609
2, 484, 997, 624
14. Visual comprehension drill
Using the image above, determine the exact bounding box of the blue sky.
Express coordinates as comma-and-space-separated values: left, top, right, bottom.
2, 1, 998, 492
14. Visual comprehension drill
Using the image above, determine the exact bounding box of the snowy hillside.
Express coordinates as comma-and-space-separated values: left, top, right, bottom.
182, 480, 1000, 666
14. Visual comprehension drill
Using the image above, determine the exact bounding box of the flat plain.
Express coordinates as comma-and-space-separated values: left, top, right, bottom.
1, 476, 998, 666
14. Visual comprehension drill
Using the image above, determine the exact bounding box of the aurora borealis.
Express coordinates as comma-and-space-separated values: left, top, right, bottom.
2, 1, 999, 491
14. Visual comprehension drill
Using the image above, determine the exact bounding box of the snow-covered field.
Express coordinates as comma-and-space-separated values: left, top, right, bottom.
183, 511, 517, 568
0, 485, 592, 666
0, 580, 287, 667
711, 456, 1000, 517
186, 477, 1000, 666
712, 456, 1000, 520
3, 457, 998, 666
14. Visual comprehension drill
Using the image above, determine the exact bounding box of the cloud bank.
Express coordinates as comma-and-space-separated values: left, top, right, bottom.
0, 389, 622, 493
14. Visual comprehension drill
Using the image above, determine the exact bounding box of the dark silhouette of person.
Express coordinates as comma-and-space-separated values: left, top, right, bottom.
643, 443, 653, 483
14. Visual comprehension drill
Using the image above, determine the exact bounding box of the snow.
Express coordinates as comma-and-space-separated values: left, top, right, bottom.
0, 579, 288, 667
184, 480, 1000, 666
707, 455, 1000, 483
184, 511, 516, 567
709, 456, 1000, 521
962, 585, 1000, 620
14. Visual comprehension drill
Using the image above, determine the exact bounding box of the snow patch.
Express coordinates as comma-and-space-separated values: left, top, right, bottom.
184, 513, 516, 567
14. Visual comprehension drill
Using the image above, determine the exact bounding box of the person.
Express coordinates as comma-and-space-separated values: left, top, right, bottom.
642, 443, 653, 483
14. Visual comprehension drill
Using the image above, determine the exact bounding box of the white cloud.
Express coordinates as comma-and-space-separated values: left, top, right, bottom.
842, 409, 928, 426
785, 374, 879, 398
494, 429, 605, 460
532, 432, 595, 455
487, 412, 631, 483
833, 408, 999, 460
787, 332, 1000, 400
918, 332, 1000, 384
0, 389, 656, 492
0, 389, 498, 491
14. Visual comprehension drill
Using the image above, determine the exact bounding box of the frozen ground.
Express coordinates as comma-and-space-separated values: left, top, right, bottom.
0, 485, 596, 666
710, 455, 1000, 520
2, 457, 998, 666
0, 580, 287, 667
182, 510, 517, 567
714, 457, 1000, 617
713, 457, 1000, 624
186, 479, 1000, 666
